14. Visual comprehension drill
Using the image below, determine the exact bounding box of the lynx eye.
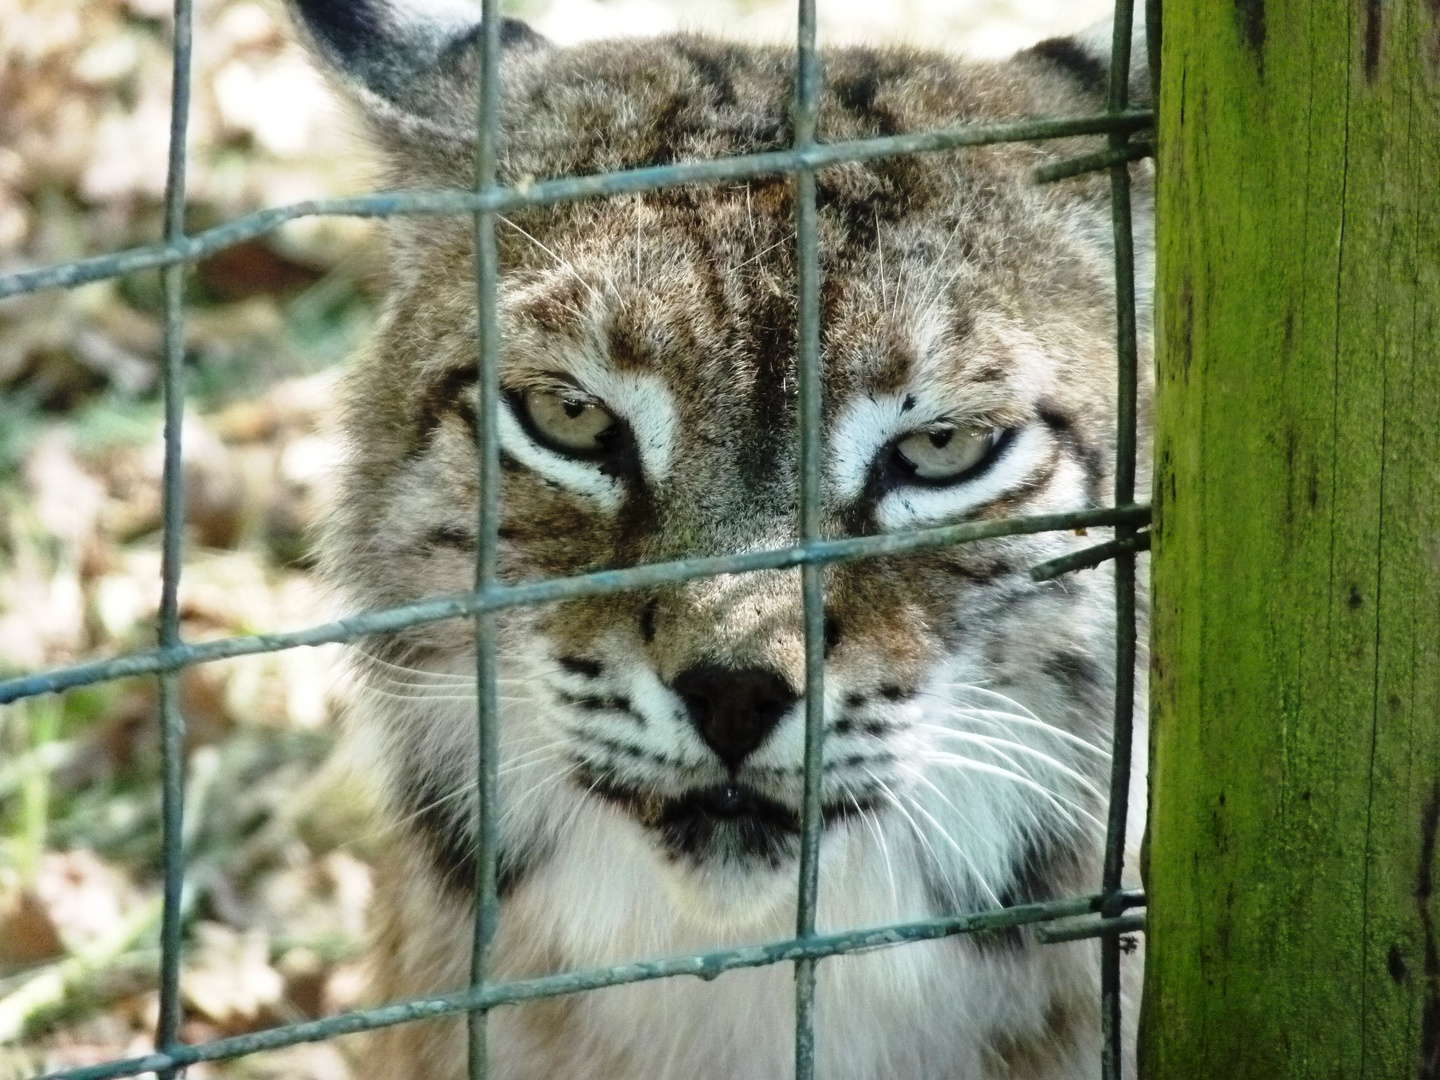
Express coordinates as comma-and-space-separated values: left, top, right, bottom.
521, 387, 619, 456
891, 424, 1001, 482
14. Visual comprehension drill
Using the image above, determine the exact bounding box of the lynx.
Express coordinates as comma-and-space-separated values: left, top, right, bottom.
295, 1, 1152, 1075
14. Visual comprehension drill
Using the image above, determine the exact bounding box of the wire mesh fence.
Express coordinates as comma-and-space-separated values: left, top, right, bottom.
0, 0, 1152, 1077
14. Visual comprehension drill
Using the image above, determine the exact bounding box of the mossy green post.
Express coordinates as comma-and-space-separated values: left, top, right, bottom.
1143, 1, 1440, 1077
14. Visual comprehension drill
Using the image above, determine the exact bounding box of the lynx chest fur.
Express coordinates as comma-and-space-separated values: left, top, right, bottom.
294, 2, 1152, 1076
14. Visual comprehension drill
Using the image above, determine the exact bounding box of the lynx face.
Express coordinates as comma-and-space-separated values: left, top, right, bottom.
301, 1, 1150, 1075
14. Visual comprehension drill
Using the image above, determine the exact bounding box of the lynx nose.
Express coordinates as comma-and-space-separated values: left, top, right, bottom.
672, 664, 797, 770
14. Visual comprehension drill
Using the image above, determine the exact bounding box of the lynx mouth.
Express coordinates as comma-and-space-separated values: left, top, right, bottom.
580, 771, 869, 867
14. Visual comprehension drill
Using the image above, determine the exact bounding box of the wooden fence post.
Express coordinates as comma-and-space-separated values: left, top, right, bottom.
1142, 1, 1440, 1077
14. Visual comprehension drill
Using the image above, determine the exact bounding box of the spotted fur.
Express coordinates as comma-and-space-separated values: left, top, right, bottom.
298, 2, 1153, 1076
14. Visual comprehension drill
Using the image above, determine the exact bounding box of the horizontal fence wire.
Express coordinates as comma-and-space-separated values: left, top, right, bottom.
0, 113, 1151, 301
3, 2, 1153, 1077
1030, 529, 1151, 583
34, 890, 1145, 1080
0, 505, 1150, 705
1035, 140, 1152, 183
1038, 911, 1147, 945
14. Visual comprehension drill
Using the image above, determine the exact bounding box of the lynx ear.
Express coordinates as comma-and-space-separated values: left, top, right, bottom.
1021, 9, 1151, 105
291, 0, 548, 145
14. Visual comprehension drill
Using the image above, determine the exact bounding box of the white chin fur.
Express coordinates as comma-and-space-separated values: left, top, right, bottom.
654, 854, 798, 932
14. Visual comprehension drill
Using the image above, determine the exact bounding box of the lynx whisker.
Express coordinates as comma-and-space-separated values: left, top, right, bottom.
910, 721, 1105, 792
913, 749, 1104, 832
866, 768, 1002, 909
921, 684, 1111, 754
498, 215, 602, 303
729, 231, 796, 275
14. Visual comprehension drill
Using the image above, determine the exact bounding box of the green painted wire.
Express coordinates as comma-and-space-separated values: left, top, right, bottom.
791, 0, 825, 1075
0, 506, 1152, 706
0, 114, 1152, 302
469, 1, 504, 1078
1100, 1, 1142, 1077
35, 891, 1137, 1080
154, 0, 194, 1071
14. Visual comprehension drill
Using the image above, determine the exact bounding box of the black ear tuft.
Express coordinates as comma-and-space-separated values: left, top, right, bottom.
436, 14, 548, 66
293, 0, 385, 70
292, 0, 548, 143
1027, 35, 1110, 96
1020, 10, 1151, 105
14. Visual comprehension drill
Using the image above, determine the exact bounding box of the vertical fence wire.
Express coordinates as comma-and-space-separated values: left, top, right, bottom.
468, 2, 504, 1079
790, 1, 826, 1077
1100, 0, 1139, 1077
154, 0, 194, 1069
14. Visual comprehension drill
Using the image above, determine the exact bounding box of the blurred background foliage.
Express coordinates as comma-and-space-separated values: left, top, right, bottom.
0, 0, 1107, 1075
